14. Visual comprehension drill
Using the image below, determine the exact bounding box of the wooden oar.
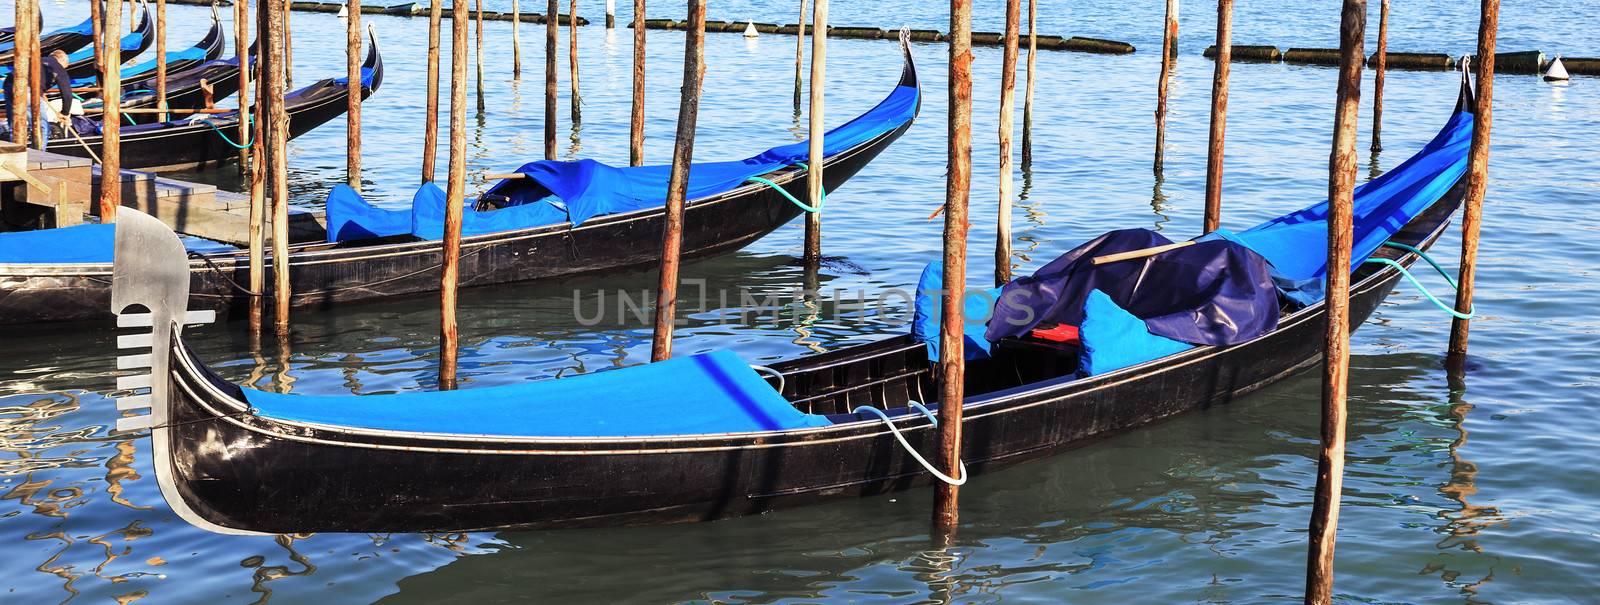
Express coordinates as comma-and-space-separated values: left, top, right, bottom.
1090, 240, 1194, 265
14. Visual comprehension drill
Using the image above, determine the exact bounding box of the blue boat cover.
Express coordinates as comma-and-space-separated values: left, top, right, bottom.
0, 223, 117, 264
70, 45, 208, 88
1078, 289, 1193, 376
910, 261, 1000, 360
1230, 110, 1473, 305
324, 82, 918, 243
986, 228, 1279, 347
241, 349, 833, 437
0, 18, 93, 58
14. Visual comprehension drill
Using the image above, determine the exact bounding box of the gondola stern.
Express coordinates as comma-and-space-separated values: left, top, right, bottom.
895, 27, 921, 117
1455, 54, 1476, 115
362, 23, 384, 93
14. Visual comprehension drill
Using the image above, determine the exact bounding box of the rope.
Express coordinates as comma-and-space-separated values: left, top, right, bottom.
200, 114, 253, 149
1363, 257, 1475, 320
853, 402, 968, 486
750, 364, 784, 393
1380, 241, 1460, 289
746, 161, 826, 213
187, 250, 263, 297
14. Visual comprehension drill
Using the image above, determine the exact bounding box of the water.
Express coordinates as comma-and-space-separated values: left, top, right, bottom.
4, 0, 1599, 602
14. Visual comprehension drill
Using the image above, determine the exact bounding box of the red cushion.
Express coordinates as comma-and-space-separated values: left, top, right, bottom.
1029, 323, 1080, 344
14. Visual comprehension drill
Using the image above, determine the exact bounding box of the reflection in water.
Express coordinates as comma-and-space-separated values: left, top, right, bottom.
566, 120, 583, 160
1150, 172, 1172, 232
1368, 149, 1385, 182
1423, 381, 1506, 600
791, 264, 827, 355
104, 440, 152, 511
1014, 160, 1046, 265
246, 534, 319, 605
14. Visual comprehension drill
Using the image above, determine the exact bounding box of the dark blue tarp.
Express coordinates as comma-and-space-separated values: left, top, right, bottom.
242, 349, 832, 437
985, 229, 1279, 347
324, 82, 917, 243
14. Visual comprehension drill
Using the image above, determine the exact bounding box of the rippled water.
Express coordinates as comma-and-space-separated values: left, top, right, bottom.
3, 0, 1599, 603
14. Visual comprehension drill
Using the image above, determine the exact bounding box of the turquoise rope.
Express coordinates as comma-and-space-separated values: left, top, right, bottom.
1362, 257, 1475, 320
1380, 241, 1460, 289
745, 161, 826, 213
203, 114, 254, 149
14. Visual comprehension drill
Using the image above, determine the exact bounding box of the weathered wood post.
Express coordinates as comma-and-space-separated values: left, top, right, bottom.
606, 0, 615, 28
154, 0, 168, 121
265, 0, 292, 332
648, 0, 705, 362
544, 0, 558, 159
1371, 0, 1388, 153
423, 0, 442, 182
474, 0, 484, 110
569, 0, 580, 123
1448, 0, 1499, 364
1020, 0, 1035, 168
235, 0, 252, 174
99, 0, 124, 222
793, 0, 809, 112
346, 0, 362, 189
91, 0, 102, 86
9, 0, 34, 148
282, 0, 292, 86
1304, 1, 1366, 602
1154, 0, 1177, 173
249, 0, 267, 335
512, 0, 522, 77
440, 0, 470, 389
1204, 0, 1232, 233
629, 0, 645, 165
803, 0, 826, 263
934, 0, 973, 536
995, 0, 1019, 286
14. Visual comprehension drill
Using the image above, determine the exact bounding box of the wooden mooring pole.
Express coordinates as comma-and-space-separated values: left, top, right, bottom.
793, 0, 808, 113
474, 0, 484, 110
1154, 0, 1176, 173
570, 0, 581, 123
1020, 0, 1035, 168
803, 0, 826, 263
440, 0, 470, 389
995, 0, 1019, 286
347, 0, 362, 189
648, 0, 705, 362
934, 0, 973, 537
1371, 0, 1388, 153
423, 0, 442, 182
235, 0, 252, 174
1304, 1, 1365, 602
9, 0, 35, 149
249, 0, 267, 335
20, 0, 39, 146
544, 0, 558, 159
282, 0, 293, 86
99, 0, 124, 222
91, 0, 102, 86
606, 0, 615, 28
155, 0, 168, 122
629, 0, 645, 165
265, 0, 291, 332
1448, 0, 1498, 364
1203, 0, 1231, 233
512, 0, 521, 77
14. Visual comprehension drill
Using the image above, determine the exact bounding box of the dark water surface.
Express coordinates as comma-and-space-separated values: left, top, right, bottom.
4, 1, 1599, 603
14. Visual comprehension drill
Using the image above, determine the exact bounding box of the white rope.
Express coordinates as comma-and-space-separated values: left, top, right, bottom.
749, 364, 784, 393
853, 402, 968, 486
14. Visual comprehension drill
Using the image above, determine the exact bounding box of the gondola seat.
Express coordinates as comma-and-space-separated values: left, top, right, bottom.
237, 349, 833, 437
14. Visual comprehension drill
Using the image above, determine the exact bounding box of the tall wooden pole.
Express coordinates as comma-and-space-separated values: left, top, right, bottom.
154, 0, 168, 121
934, 0, 972, 536
1203, 0, 1231, 233
440, 0, 469, 389
1155, 0, 1177, 173
9, 0, 34, 149
606, 0, 615, 28
346, 0, 362, 189
422, 0, 442, 183
512, 0, 521, 77
99, 0, 124, 222
793, 0, 808, 113
544, 0, 557, 159
250, 0, 267, 335
25, 0, 41, 145
802, 0, 826, 263
994, 0, 1019, 286
1020, 0, 1035, 168
648, 0, 705, 362
266, 0, 291, 331
629, 0, 645, 165
569, 0, 580, 123
1304, 2, 1365, 602
474, 0, 484, 110
1448, 0, 1498, 362
235, 0, 252, 174
282, 0, 292, 86
1371, 0, 1388, 153
91, 0, 103, 87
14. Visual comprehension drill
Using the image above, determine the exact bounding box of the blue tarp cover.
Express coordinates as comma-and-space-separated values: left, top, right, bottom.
325, 82, 917, 243
911, 261, 1000, 361
0, 18, 93, 59
242, 349, 833, 437
70, 45, 208, 88
1078, 289, 1193, 375
0, 223, 116, 264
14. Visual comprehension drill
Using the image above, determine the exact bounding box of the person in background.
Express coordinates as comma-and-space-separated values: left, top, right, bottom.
3, 49, 78, 143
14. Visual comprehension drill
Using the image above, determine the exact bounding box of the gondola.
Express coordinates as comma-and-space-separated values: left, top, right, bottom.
105, 66, 1479, 535
61, 2, 155, 79
73, 6, 225, 97
28, 28, 376, 171
6, 10, 228, 114
114, 50, 243, 113
0, 31, 912, 324
0, 17, 94, 64
0, 9, 44, 44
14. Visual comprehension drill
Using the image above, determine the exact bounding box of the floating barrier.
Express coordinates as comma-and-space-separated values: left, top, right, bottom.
1478, 50, 1544, 74
1284, 47, 1351, 66
1375, 51, 1454, 70
1563, 57, 1600, 75
1203, 44, 1281, 63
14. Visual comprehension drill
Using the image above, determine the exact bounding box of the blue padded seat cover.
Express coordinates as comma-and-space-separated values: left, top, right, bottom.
1078, 289, 1193, 376
241, 349, 833, 437
911, 261, 999, 361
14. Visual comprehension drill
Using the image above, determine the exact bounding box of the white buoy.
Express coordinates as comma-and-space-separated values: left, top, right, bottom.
1545, 55, 1571, 81
743, 20, 759, 38
338, 3, 349, 18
